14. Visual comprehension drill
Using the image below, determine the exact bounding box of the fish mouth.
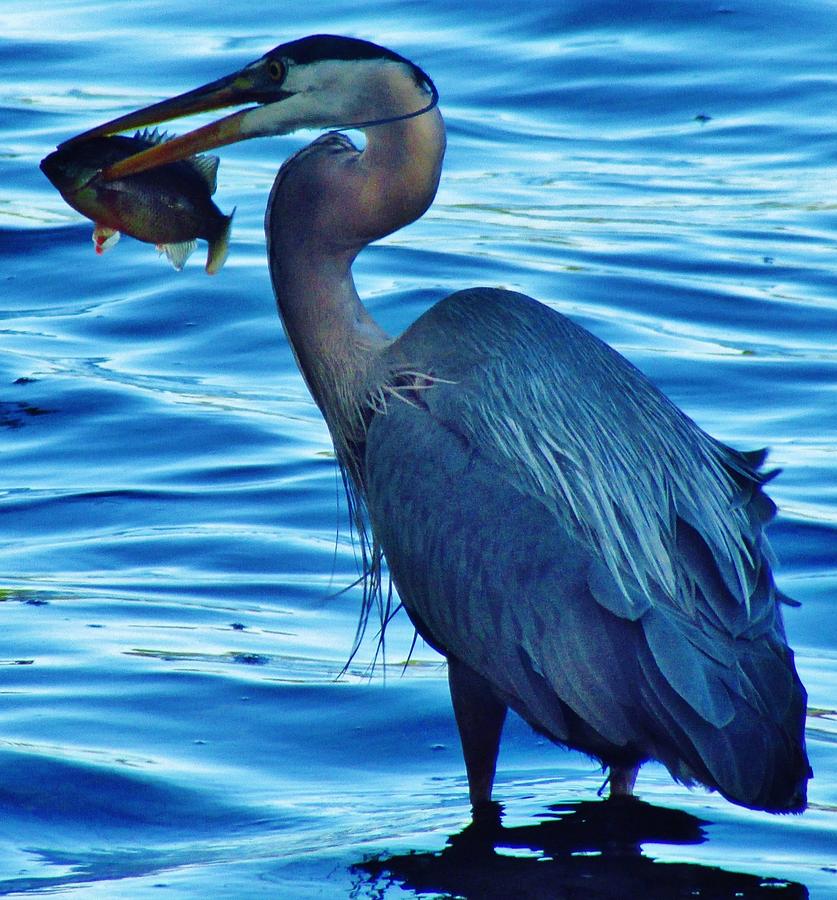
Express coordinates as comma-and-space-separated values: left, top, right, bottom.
59, 65, 293, 181
38, 150, 62, 186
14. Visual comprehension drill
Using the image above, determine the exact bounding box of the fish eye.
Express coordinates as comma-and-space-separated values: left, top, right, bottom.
267, 59, 285, 82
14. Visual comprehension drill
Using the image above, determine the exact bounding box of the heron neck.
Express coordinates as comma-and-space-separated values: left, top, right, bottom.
266, 99, 445, 459
271, 247, 386, 437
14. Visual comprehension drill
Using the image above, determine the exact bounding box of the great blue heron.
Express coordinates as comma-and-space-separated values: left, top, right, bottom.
68, 34, 810, 814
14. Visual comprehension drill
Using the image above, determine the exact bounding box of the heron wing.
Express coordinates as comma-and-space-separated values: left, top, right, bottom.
365, 386, 642, 747
363, 288, 805, 805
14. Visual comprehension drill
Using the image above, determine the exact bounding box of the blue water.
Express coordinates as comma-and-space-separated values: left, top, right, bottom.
2, 0, 836, 896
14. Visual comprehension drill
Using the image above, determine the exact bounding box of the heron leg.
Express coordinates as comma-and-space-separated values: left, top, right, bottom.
608, 763, 639, 798
447, 656, 507, 810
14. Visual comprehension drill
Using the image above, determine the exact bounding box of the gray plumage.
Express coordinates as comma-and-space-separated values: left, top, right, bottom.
365, 287, 808, 812
93, 32, 811, 815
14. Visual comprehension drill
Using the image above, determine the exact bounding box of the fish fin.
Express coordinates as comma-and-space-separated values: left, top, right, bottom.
133, 127, 172, 146
188, 154, 220, 194
205, 208, 235, 275
158, 240, 196, 271
133, 128, 219, 194
93, 225, 120, 255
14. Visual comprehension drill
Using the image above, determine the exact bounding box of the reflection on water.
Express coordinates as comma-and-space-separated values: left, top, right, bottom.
355, 800, 808, 899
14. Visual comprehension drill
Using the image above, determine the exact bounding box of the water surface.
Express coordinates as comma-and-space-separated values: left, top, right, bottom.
2, 0, 836, 896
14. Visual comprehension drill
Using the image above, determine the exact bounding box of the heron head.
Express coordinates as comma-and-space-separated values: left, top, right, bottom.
61, 35, 437, 180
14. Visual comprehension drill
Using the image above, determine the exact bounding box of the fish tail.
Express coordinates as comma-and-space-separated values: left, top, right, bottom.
206, 208, 235, 275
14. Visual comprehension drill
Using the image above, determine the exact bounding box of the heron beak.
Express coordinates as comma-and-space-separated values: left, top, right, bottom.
60, 67, 282, 180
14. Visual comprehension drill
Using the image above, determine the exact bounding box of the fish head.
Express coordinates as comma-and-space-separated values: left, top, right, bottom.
40, 145, 101, 195
39, 137, 133, 202
40, 138, 139, 227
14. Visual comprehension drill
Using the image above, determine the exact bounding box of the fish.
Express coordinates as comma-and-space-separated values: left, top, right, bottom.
40, 129, 234, 274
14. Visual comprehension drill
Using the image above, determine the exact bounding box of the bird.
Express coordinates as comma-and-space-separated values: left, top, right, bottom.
69, 33, 811, 814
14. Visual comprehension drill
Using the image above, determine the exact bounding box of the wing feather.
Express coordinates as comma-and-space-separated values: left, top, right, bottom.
361, 287, 807, 809
384, 288, 783, 629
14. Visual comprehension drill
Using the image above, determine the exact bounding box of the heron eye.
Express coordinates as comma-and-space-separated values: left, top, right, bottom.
268, 59, 285, 82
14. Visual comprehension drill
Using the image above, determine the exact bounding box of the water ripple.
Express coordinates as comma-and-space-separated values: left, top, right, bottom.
2, 0, 836, 895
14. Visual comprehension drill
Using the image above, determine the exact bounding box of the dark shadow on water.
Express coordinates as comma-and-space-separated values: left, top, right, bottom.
352, 798, 808, 899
